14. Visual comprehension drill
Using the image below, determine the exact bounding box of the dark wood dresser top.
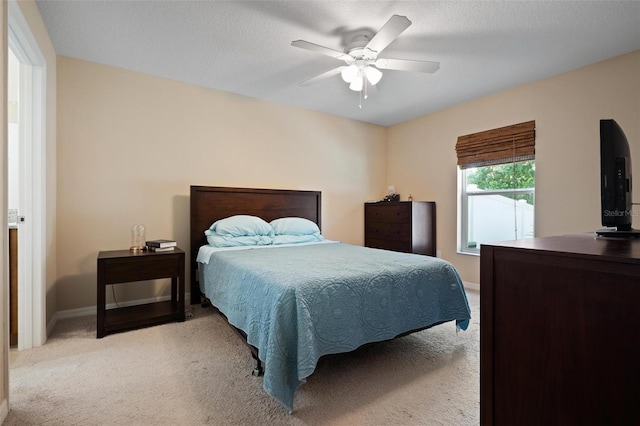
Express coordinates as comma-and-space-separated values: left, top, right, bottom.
484, 232, 640, 264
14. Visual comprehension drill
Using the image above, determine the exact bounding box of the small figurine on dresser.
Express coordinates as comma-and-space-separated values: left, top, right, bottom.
383, 186, 400, 202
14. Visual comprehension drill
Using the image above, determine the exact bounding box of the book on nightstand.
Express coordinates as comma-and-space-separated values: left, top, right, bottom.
146, 239, 177, 248
148, 246, 176, 252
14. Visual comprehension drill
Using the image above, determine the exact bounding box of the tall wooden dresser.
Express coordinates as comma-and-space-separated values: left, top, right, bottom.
364, 201, 436, 256
480, 233, 640, 425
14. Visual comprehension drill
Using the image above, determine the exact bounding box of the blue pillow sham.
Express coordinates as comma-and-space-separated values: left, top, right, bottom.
206, 233, 273, 248
270, 217, 320, 236
205, 215, 323, 248
206, 215, 273, 237
272, 234, 323, 245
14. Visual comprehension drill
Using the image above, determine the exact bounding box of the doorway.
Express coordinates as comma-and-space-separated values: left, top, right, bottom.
7, 0, 47, 351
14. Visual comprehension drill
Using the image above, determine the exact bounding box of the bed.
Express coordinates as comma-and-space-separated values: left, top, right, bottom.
190, 186, 471, 412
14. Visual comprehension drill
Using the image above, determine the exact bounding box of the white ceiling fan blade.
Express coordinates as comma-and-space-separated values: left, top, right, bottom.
292, 40, 351, 61
365, 15, 411, 55
299, 66, 345, 87
375, 58, 440, 73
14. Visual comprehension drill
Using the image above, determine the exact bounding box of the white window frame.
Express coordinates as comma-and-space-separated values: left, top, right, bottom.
458, 164, 535, 256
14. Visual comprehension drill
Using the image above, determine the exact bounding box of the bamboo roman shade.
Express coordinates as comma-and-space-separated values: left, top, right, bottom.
456, 120, 535, 169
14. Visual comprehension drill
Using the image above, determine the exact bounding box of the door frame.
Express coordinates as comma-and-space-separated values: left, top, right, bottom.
8, 0, 46, 349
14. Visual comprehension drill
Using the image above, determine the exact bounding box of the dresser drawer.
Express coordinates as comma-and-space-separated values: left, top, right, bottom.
365, 238, 411, 253
365, 203, 411, 224
104, 257, 179, 284
365, 223, 411, 241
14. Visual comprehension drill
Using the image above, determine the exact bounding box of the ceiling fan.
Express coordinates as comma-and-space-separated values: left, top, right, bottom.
292, 15, 440, 101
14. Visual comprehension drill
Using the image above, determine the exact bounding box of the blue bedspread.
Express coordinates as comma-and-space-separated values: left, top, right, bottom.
198, 242, 471, 412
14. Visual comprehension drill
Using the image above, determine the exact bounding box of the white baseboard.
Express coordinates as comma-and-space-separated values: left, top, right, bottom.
0, 398, 8, 423
47, 292, 192, 337
463, 281, 480, 292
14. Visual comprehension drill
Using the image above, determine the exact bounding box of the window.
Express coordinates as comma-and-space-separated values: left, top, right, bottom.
460, 161, 535, 254
456, 121, 536, 255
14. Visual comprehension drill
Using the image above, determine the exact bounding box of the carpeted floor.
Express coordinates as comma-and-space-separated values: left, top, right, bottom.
5, 290, 479, 425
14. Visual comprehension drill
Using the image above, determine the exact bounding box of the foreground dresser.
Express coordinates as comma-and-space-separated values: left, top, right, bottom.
364, 201, 436, 256
480, 233, 640, 425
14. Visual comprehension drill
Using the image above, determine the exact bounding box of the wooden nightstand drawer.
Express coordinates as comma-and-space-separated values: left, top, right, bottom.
104, 257, 179, 284
365, 203, 410, 223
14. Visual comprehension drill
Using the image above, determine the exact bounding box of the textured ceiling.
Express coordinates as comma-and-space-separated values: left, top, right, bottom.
36, 1, 640, 127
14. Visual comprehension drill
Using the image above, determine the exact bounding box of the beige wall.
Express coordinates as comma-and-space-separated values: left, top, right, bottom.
56, 56, 387, 311
388, 50, 640, 284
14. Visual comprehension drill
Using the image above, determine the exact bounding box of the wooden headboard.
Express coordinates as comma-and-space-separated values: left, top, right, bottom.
189, 186, 322, 304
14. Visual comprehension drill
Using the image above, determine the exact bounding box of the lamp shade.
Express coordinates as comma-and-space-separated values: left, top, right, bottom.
349, 74, 363, 91
341, 65, 359, 83
364, 66, 383, 85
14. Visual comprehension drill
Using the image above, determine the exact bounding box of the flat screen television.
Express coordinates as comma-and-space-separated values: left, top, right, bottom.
596, 119, 640, 238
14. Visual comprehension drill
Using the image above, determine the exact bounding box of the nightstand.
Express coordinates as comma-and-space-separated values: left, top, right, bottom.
96, 248, 185, 338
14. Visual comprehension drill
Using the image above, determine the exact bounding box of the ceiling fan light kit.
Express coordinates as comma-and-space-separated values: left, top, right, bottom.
292, 14, 440, 104
341, 62, 382, 92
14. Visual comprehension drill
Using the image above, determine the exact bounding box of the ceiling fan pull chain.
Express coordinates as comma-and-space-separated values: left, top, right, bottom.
359, 87, 363, 109
364, 77, 368, 100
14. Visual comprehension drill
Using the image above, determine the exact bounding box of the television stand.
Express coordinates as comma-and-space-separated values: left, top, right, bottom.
480, 233, 640, 425
595, 228, 640, 238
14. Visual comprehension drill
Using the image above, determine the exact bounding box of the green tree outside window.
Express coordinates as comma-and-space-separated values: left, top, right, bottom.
466, 161, 535, 204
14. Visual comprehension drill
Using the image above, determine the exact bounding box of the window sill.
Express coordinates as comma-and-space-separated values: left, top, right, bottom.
457, 249, 480, 257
